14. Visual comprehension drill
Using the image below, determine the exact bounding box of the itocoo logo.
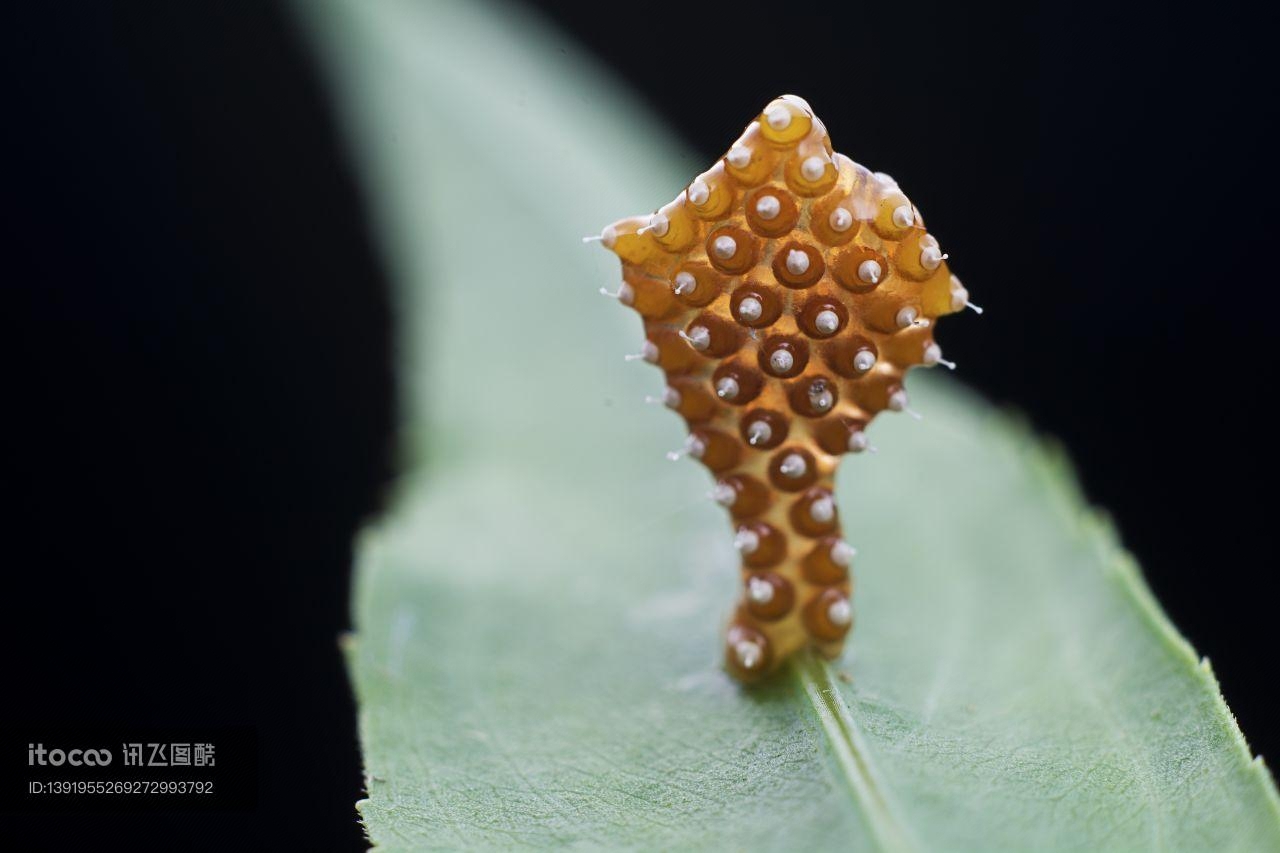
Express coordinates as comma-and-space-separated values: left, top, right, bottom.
28, 744, 113, 766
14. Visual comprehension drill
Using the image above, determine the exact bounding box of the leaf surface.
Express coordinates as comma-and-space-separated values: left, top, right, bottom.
296, 0, 1280, 848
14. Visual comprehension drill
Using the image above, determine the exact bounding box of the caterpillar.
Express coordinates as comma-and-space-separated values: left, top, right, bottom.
589, 95, 976, 682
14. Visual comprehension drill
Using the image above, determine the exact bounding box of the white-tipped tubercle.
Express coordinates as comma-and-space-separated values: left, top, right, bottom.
769, 349, 794, 374
827, 597, 852, 627
625, 340, 659, 364
711, 482, 737, 507
599, 282, 635, 305
673, 271, 696, 296
829, 208, 853, 232
853, 350, 876, 373
920, 244, 947, 271
644, 387, 681, 409
809, 385, 834, 413
680, 326, 711, 352
755, 195, 781, 220
923, 342, 956, 370
747, 576, 774, 605
736, 296, 763, 323
831, 540, 856, 566
734, 528, 761, 554
688, 181, 710, 206
638, 212, 669, 237
779, 453, 807, 478
801, 156, 827, 182
858, 259, 882, 285
764, 104, 791, 131
713, 235, 738, 259
583, 225, 617, 246
887, 389, 923, 421
814, 309, 840, 336
735, 639, 763, 669
666, 434, 706, 462
809, 495, 835, 523
785, 249, 810, 276
715, 376, 740, 400
746, 420, 772, 446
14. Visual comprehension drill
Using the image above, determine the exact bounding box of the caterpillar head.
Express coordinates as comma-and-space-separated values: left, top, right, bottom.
591, 95, 973, 682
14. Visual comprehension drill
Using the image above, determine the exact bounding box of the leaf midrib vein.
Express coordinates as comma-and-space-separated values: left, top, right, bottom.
793, 652, 916, 853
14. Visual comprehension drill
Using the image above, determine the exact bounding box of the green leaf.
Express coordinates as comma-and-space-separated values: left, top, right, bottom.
296, 0, 1280, 849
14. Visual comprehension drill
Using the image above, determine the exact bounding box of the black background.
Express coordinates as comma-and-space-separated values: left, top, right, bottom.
5, 1, 1275, 850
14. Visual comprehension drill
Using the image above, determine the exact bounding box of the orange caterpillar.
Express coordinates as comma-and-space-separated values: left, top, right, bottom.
589, 95, 976, 682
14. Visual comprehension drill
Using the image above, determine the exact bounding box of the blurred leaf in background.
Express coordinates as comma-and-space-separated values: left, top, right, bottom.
295, 0, 1280, 848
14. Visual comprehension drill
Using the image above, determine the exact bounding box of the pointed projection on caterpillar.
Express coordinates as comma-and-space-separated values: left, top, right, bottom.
588, 95, 974, 682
